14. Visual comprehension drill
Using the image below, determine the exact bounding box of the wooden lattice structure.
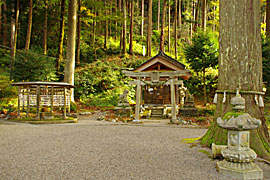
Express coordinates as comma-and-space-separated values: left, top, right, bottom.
124, 51, 191, 121
12, 81, 74, 120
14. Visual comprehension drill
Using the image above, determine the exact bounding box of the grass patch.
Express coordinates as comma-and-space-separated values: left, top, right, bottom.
181, 137, 201, 144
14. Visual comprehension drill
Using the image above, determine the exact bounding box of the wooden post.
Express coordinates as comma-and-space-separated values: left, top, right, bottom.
176, 84, 179, 105
22, 89, 25, 111
36, 86, 41, 120
26, 87, 30, 117
170, 78, 177, 121
68, 89, 71, 116
17, 86, 21, 118
135, 80, 141, 121
51, 86, 54, 115
63, 87, 66, 119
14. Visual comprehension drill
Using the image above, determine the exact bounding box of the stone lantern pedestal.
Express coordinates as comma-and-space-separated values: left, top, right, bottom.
216, 90, 263, 180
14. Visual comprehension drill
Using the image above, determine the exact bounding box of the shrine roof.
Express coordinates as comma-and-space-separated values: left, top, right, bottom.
134, 51, 186, 72
12, 81, 74, 88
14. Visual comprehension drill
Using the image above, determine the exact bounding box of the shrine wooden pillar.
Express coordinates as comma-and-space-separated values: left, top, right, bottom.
170, 78, 177, 121
17, 86, 21, 118
129, 79, 145, 121
26, 86, 30, 117
36, 85, 41, 120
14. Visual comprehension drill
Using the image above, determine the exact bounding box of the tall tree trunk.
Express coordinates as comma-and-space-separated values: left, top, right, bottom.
122, 0, 127, 54
212, 3, 216, 32
129, 0, 134, 54
10, 0, 19, 59
266, 0, 270, 38
202, 0, 207, 31
147, 0, 152, 57
178, 0, 181, 29
76, 0, 81, 65
109, 0, 112, 37
115, 0, 118, 39
93, 8, 97, 60
168, 0, 170, 53
64, 0, 77, 102
0, 2, 2, 44
25, 0, 33, 51
141, 0, 144, 37
43, 0, 48, 55
193, 0, 199, 32
10, 1, 16, 59
160, 0, 166, 51
157, 0, 160, 31
202, 0, 270, 161
3, 0, 7, 46
174, 0, 177, 59
57, 0, 66, 74
104, 0, 108, 49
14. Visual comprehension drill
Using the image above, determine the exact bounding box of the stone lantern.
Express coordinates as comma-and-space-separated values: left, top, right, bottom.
216, 89, 263, 179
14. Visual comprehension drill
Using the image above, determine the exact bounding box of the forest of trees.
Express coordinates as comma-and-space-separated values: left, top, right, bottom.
0, 0, 269, 99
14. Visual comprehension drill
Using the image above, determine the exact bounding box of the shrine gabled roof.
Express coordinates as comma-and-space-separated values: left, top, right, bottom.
133, 51, 187, 72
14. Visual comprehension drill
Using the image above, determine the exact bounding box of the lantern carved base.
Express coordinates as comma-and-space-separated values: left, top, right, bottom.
217, 160, 263, 180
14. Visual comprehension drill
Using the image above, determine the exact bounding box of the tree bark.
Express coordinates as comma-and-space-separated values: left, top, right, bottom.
25, 0, 33, 51
10, 1, 16, 59
104, 0, 108, 49
10, 0, 19, 59
57, 0, 66, 74
64, 0, 77, 102
141, 0, 144, 37
178, 0, 181, 29
76, 0, 81, 65
157, 0, 160, 31
3, 0, 7, 46
168, 0, 170, 53
202, 0, 207, 31
115, 0, 118, 39
0, 2, 2, 44
122, 0, 127, 54
202, 0, 270, 161
129, 0, 134, 54
174, 0, 177, 59
266, 0, 270, 38
43, 0, 48, 55
160, 0, 166, 51
147, 0, 152, 57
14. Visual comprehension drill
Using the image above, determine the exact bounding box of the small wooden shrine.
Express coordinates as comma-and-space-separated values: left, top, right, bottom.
124, 51, 191, 121
12, 81, 74, 120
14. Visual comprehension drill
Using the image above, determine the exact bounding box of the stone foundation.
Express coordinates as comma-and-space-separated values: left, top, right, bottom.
217, 160, 263, 180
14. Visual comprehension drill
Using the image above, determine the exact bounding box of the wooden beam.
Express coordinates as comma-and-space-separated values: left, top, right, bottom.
123, 70, 189, 77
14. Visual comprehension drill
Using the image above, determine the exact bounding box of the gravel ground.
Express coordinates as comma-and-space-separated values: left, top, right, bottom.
0, 115, 269, 180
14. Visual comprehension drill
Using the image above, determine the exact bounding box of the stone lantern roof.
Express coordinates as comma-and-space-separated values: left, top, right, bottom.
217, 113, 261, 130
217, 89, 261, 130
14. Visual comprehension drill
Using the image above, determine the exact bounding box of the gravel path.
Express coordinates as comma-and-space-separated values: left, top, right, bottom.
0, 115, 269, 180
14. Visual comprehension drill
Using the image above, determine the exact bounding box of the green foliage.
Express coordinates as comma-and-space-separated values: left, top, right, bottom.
0, 68, 17, 114
11, 50, 58, 82
184, 68, 218, 99
262, 37, 270, 88
184, 30, 219, 72
74, 59, 134, 107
